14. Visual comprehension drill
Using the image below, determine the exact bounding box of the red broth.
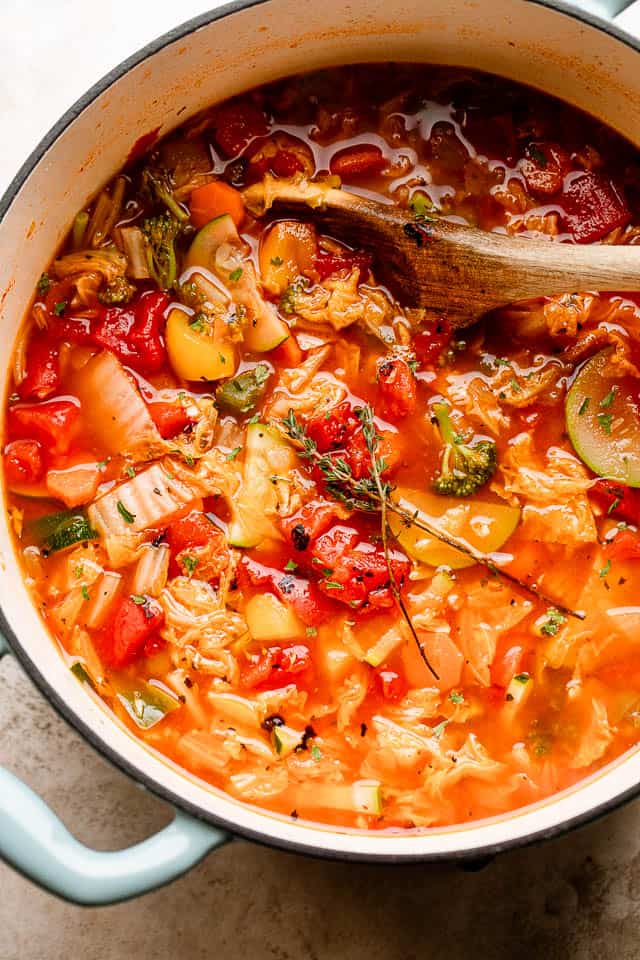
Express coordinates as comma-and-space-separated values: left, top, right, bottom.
5, 64, 640, 830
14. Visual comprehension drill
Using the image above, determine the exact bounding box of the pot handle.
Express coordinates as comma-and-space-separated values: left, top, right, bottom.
568, 0, 640, 28
0, 636, 232, 905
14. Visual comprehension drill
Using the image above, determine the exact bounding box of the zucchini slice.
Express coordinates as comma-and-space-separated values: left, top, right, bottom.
566, 347, 640, 486
184, 214, 289, 352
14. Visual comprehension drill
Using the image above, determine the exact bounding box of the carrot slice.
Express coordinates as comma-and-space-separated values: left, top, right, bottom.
189, 181, 245, 230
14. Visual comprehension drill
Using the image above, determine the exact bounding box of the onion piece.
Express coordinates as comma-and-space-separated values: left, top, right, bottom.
12, 321, 31, 385
131, 543, 170, 597
49, 587, 85, 639
85, 571, 123, 629
120, 226, 150, 279
70, 351, 165, 461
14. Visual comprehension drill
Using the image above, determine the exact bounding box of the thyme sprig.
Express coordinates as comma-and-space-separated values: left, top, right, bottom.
280, 407, 584, 623
356, 406, 439, 679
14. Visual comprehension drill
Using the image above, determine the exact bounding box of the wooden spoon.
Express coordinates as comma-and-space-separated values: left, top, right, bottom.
243, 178, 640, 328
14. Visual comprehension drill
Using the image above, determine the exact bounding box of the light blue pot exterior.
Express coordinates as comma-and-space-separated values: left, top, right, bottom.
0, 0, 639, 906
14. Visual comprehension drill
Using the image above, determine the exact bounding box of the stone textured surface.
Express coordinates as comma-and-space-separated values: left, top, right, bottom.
4, 1, 640, 956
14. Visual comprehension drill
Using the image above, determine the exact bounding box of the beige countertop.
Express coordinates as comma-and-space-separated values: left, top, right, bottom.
2, 3, 640, 956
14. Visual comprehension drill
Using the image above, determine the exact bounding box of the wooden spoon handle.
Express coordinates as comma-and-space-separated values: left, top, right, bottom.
244, 180, 640, 327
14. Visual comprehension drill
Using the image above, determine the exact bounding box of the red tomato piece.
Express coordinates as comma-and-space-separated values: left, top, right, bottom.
562, 172, 631, 243
413, 319, 451, 368
148, 401, 195, 439
307, 400, 358, 452
93, 290, 169, 374
4, 439, 44, 486
8, 399, 80, 455
18, 337, 60, 401
280, 500, 344, 551
520, 141, 570, 197
377, 358, 417, 419
270, 150, 305, 178
347, 428, 400, 481
166, 510, 226, 578
108, 596, 165, 668
312, 526, 410, 611
313, 250, 372, 281
590, 479, 640, 527
240, 643, 312, 690
212, 100, 269, 157
271, 334, 303, 368
375, 668, 407, 701
330, 144, 386, 178
605, 529, 640, 562
241, 556, 332, 626
167, 510, 219, 554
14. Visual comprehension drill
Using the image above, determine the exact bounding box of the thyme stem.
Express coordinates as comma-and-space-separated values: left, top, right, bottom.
279, 408, 584, 623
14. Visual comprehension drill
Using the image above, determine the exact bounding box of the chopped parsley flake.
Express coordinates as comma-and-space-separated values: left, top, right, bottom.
597, 413, 613, 434
131, 594, 147, 605
514, 673, 530, 684
248, 413, 261, 424
226, 446, 242, 461
306, 626, 317, 637
183, 556, 199, 576
270, 256, 283, 266
600, 558, 611, 579
229, 267, 243, 282
528, 144, 547, 167
324, 580, 344, 590
125, 466, 135, 479
189, 319, 204, 333
81, 586, 90, 602
117, 500, 136, 524
37, 273, 51, 295
600, 386, 617, 409
449, 691, 464, 704
432, 720, 449, 739
285, 559, 298, 572
540, 608, 567, 636
578, 397, 590, 416
53, 300, 67, 317
607, 497, 621, 515
311, 745, 322, 761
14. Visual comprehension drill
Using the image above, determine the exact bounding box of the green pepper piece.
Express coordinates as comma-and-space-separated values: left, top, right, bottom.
215, 363, 271, 414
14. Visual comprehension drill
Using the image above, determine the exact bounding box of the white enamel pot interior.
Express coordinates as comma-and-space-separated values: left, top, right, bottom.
1, 0, 640, 862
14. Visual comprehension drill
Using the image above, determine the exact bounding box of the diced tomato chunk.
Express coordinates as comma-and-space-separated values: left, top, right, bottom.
8, 399, 80, 455
271, 334, 303, 368
4, 439, 44, 486
307, 401, 358, 452
240, 643, 312, 689
413, 319, 452, 368
313, 250, 372, 281
605, 528, 640, 562
241, 556, 333, 626
107, 596, 165, 668
346, 428, 400, 481
376, 358, 417, 419
330, 144, 386, 178
18, 337, 60, 401
312, 524, 410, 611
590, 479, 640, 527
562, 172, 631, 243
212, 100, 269, 157
148, 401, 195, 439
166, 510, 226, 578
280, 500, 344, 551
520, 141, 570, 197
93, 290, 169, 374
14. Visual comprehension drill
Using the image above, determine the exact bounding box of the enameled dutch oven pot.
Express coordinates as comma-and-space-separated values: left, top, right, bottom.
1, 0, 640, 906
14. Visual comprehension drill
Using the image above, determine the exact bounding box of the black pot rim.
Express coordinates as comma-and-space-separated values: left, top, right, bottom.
2, 0, 640, 867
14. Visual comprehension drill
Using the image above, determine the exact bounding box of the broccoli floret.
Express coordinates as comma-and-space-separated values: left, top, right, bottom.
141, 166, 189, 223
97, 275, 135, 305
431, 401, 497, 497
141, 215, 181, 290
